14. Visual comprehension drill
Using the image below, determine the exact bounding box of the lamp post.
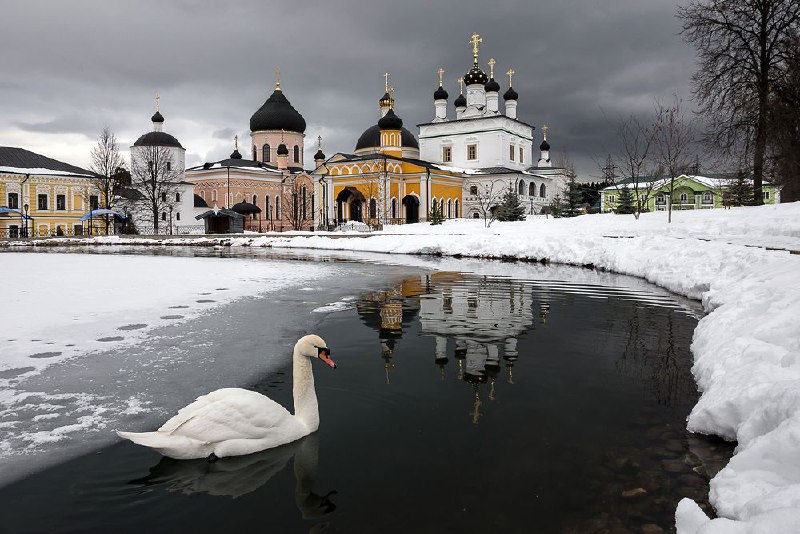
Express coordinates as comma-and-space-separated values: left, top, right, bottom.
23, 203, 29, 238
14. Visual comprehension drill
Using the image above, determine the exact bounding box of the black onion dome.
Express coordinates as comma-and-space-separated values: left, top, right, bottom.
378, 109, 403, 130
454, 93, 467, 107
540, 139, 551, 151
355, 124, 419, 151
277, 143, 289, 155
434, 85, 449, 100
464, 63, 489, 86
250, 89, 307, 133
230, 148, 242, 159
151, 111, 164, 123
485, 77, 500, 92
231, 201, 262, 215
133, 131, 183, 149
503, 86, 519, 101
314, 149, 326, 160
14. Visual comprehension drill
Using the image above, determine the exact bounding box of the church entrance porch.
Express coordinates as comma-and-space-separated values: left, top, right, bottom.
336, 187, 366, 223
402, 195, 420, 224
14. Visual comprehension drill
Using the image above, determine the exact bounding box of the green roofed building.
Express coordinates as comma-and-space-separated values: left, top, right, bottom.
599, 174, 779, 213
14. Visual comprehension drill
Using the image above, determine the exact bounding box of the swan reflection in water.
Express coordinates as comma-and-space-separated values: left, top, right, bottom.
130, 433, 336, 523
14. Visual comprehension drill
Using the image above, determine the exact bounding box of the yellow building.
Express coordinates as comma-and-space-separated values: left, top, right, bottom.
0, 147, 102, 238
314, 89, 464, 226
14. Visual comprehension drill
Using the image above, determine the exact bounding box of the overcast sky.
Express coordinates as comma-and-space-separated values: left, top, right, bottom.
0, 0, 699, 179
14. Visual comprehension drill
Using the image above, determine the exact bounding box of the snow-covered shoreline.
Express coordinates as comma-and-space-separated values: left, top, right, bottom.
3, 203, 800, 531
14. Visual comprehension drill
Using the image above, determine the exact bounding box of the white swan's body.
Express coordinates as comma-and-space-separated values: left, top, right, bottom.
117, 335, 335, 460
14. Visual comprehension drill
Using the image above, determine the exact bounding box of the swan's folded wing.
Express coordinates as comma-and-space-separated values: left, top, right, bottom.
158, 388, 292, 444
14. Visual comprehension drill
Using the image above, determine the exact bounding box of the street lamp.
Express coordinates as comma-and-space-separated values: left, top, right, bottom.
23, 203, 29, 238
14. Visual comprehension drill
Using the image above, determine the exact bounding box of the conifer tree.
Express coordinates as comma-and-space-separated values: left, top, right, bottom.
429, 201, 444, 225
725, 171, 755, 206
562, 175, 583, 217
615, 185, 636, 214
496, 185, 526, 221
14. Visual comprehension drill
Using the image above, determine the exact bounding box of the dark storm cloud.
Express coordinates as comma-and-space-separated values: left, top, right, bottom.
0, 0, 698, 177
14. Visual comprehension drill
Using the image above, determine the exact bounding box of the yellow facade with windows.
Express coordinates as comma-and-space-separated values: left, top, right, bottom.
0, 148, 103, 238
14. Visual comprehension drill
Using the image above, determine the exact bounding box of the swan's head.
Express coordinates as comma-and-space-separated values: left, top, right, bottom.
296, 334, 336, 369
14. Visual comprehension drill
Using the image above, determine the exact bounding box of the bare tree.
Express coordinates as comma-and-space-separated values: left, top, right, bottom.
89, 127, 125, 234
769, 32, 800, 202
613, 114, 658, 220
678, 0, 800, 205
653, 96, 698, 222
467, 179, 505, 227
282, 177, 314, 231
129, 144, 182, 234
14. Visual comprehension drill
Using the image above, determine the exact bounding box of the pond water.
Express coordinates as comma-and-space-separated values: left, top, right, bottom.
0, 252, 733, 533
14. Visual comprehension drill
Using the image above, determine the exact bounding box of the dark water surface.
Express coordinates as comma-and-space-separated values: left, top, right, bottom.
0, 261, 733, 533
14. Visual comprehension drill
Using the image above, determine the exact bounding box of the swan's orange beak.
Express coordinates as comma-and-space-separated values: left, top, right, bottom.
318, 347, 336, 369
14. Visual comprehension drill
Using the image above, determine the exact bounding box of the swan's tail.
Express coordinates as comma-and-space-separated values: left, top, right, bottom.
116, 430, 212, 460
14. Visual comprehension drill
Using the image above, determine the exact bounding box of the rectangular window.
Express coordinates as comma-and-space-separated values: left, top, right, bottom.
609, 195, 616, 203
161, 192, 167, 202
161, 212, 166, 221
519, 147, 524, 164
176, 212, 181, 221
7, 192, 19, 209
167, 162, 172, 171
89, 195, 99, 211
442, 146, 452, 163
509, 145, 515, 161
175, 192, 181, 202
37, 194, 48, 211
56, 194, 66, 210
763, 191, 770, 200
73, 224, 83, 236
467, 144, 477, 161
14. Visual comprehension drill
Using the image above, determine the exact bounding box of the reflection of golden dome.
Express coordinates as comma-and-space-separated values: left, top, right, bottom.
380, 302, 403, 331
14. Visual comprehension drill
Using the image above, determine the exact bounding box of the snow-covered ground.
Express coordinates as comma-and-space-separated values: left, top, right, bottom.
4, 202, 800, 532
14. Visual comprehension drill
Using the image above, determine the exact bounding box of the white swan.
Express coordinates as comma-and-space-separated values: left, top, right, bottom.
117, 334, 336, 460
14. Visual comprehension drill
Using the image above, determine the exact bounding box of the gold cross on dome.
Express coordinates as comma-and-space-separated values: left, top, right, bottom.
542, 125, 548, 141
234, 134, 239, 150
155, 93, 160, 112
384, 72, 390, 92
488, 58, 496, 78
437, 67, 444, 86
458, 77, 464, 94
506, 68, 515, 86
275, 67, 281, 89
470, 33, 482, 59
317, 135, 322, 150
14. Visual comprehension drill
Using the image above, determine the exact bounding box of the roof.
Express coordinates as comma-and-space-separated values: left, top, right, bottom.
417, 113, 534, 132
194, 194, 209, 208
600, 173, 775, 192
355, 123, 419, 151
195, 208, 243, 220
133, 131, 184, 149
0, 146, 95, 177
186, 157, 308, 176
250, 88, 306, 133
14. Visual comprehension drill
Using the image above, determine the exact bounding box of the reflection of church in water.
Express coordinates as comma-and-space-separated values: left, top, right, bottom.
356, 273, 550, 423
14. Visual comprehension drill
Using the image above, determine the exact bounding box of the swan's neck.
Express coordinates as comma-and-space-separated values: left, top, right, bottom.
292, 351, 319, 432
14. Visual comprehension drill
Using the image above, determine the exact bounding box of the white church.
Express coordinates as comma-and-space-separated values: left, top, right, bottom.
418, 34, 568, 217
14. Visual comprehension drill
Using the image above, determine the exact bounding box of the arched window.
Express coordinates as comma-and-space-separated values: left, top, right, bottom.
473, 212, 480, 219
529, 182, 536, 196
447, 199, 452, 218
518, 180, 525, 195
469, 185, 478, 195
252, 194, 257, 205
252, 145, 257, 160
540, 183, 546, 198
680, 192, 688, 203
369, 198, 377, 219
200, 190, 205, 200
454, 200, 459, 217
440, 198, 445, 216
211, 189, 218, 202
263, 144, 270, 162
294, 145, 300, 163
302, 186, 307, 219
265, 195, 271, 218
391, 198, 397, 219
275, 196, 281, 218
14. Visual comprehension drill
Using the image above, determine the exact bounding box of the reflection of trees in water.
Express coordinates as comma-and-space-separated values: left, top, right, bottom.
614, 304, 694, 406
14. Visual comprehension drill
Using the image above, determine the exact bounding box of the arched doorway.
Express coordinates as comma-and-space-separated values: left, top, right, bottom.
402, 195, 420, 224
336, 187, 366, 223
